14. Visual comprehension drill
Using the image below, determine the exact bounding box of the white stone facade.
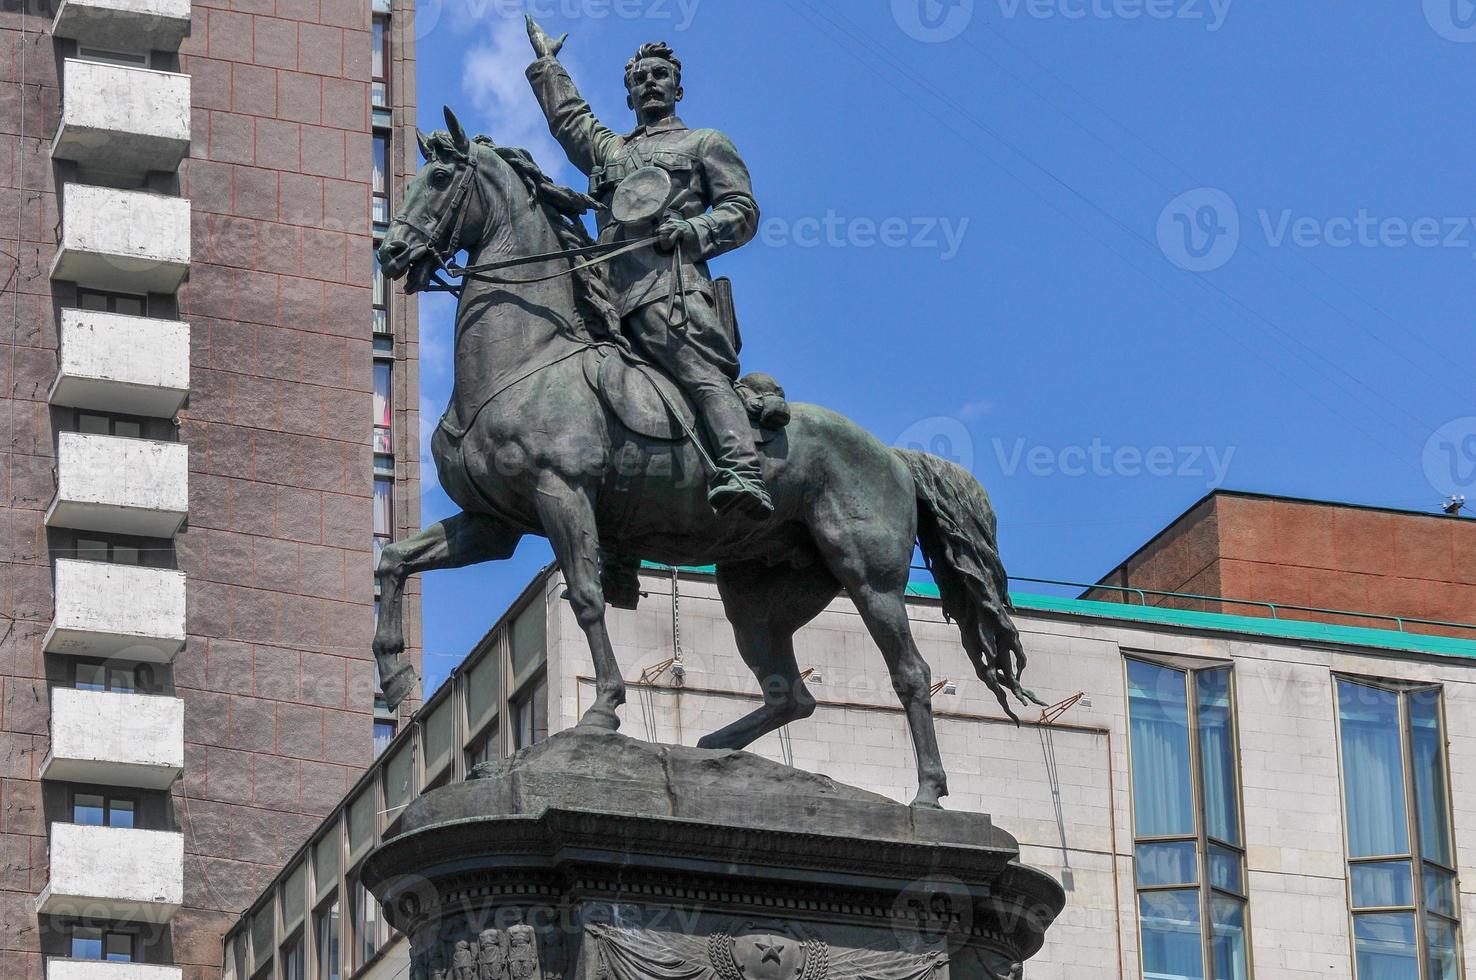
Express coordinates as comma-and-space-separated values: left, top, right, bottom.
36, 823, 184, 923
46, 960, 182, 980
51, 0, 192, 52
47, 431, 188, 537
53, 59, 190, 175
534, 568, 1476, 979
51, 308, 190, 418
42, 687, 184, 790
45, 558, 187, 662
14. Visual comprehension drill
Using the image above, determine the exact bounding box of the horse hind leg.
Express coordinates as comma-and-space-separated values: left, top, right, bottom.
697, 560, 840, 752
374, 511, 523, 708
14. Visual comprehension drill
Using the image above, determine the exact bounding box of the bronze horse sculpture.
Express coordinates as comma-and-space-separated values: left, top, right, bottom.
372, 109, 1041, 808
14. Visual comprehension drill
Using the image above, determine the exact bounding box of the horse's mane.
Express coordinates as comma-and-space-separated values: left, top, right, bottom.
427, 129, 622, 338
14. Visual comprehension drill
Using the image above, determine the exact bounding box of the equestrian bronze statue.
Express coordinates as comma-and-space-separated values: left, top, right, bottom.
371, 19, 1041, 808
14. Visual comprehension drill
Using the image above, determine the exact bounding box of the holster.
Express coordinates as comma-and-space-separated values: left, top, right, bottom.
714, 276, 742, 354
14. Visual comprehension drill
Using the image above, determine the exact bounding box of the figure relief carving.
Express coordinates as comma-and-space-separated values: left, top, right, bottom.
478, 927, 511, 980
508, 921, 543, 980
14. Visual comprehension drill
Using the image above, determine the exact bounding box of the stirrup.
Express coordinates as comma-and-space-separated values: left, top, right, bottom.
708, 471, 774, 519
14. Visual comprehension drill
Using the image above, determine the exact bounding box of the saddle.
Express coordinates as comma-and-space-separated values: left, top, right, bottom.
581, 345, 790, 444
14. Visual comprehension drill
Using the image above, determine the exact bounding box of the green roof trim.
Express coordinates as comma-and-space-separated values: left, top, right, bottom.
645, 562, 1476, 661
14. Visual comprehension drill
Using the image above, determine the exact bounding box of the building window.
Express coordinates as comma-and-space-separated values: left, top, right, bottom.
76, 287, 147, 316
75, 659, 154, 694
352, 876, 384, 968
74, 535, 141, 565
372, 16, 390, 108
280, 933, 304, 980
373, 475, 393, 567
372, 250, 390, 343
72, 791, 136, 828
315, 898, 341, 980
69, 926, 134, 962
76, 410, 142, 439
373, 360, 393, 454
372, 131, 391, 226
373, 719, 396, 758
76, 47, 150, 68
1126, 658, 1249, 980
512, 675, 548, 751
1335, 680, 1460, 980
467, 725, 499, 770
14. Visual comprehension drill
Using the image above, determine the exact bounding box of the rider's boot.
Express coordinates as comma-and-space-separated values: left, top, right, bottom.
600, 552, 643, 610
693, 387, 775, 520
708, 469, 774, 519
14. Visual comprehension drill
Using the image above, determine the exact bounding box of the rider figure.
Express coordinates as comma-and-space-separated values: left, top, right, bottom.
525, 16, 773, 520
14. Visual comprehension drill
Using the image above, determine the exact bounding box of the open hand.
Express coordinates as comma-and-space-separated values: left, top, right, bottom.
525, 15, 568, 59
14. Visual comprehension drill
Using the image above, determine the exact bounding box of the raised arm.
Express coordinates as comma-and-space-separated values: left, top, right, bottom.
524, 15, 619, 176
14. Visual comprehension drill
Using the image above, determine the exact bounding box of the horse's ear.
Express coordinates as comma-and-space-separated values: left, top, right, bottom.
416, 129, 434, 162
443, 106, 469, 155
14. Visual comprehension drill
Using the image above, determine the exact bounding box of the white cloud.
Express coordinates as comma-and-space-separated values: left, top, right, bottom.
460, 14, 572, 182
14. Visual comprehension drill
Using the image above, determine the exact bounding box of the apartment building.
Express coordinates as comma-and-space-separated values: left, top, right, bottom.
0, 0, 422, 977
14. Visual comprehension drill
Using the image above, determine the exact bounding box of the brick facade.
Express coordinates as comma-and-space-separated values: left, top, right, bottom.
1089, 490, 1476, 634
0, 0, 421, 976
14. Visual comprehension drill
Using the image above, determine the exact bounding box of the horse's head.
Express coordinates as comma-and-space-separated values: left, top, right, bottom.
378, 106, 495, 294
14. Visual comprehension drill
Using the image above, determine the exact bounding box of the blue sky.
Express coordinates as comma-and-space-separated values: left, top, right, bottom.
407, 0, 1476, 689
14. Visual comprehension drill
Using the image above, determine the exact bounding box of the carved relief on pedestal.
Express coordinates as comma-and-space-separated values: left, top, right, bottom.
586, 922, 948, 980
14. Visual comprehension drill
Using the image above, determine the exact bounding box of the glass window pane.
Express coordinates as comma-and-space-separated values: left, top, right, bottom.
1209, 896, 1247, 980
373, 362, 392, 430
282, 862, 306, 929
71, 927, 102, 960
371, 19, 385, 78
1352, 912, 1418, 980
422, 697, 453, 779
108, 798, 135, 828
76, 662, 106, 691
373, 719, 396, 758
112, 544, 140, 566
282, 935, 304, 980
251, 909, 274, 971
1426, 916, 1460, 980
113, 294, 146, 316
114, 420, 142, 438
510, 601, 547, 681
1139, 889, 1205, 980
347, 788, 374, 863
1136, 840, 1198, 887
74, 794, 105, 825
383, 738, 414, 815
1336, 681, 1410, 858
104, 931, 133, 962
78, 412, 109, 434
1127, 659, 1195, 839
1208, 844, 1242, 895
1408, 691, 1453, 867
317, 899, 341, 980
373, 477, 393, 537
78, 290, 109, 311
75, 538, 108, 562
109, 665, 137, 692
1196, 668, 1240, 846
465, 644, 501, 733
1351, 860, 1413, 908
1423, 864, 1457, 918
355, 878, 382, 967
314, 832, 340, 902
372, 134, 388, 195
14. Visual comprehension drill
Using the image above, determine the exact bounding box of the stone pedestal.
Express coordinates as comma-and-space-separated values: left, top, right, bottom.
361, 731, 1063, 980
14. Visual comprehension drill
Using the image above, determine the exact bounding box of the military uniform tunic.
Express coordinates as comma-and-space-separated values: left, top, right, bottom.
526, 55, 767, 486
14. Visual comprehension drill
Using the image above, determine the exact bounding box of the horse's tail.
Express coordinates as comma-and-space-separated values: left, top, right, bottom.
894, 447, 1045, 722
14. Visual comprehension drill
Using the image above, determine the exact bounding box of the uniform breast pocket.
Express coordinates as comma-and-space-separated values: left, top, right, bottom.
589, 161, 631, 198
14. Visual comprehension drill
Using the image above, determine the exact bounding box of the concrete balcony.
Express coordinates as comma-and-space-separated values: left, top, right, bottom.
45, 559, 186, 663
50, 308, 189, 418
47, 962, 182, 980
41, 688, 184, 790
52, 0, 192, 53
37, 822, 183, 923
47, 432, 188, 537
54, 59, 190, 176
51, 184, 190, 294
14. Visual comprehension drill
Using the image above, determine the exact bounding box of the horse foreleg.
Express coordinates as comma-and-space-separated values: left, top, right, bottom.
373, 511, 522, 708
532, 478, 626, 731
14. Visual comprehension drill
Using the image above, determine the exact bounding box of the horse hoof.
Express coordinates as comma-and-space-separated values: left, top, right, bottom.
575, 705, 621, 732
910, 795, 945, 811
381, 664, 419, 710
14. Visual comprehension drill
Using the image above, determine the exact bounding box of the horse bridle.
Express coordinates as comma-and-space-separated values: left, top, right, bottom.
392, 145, 492, 293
